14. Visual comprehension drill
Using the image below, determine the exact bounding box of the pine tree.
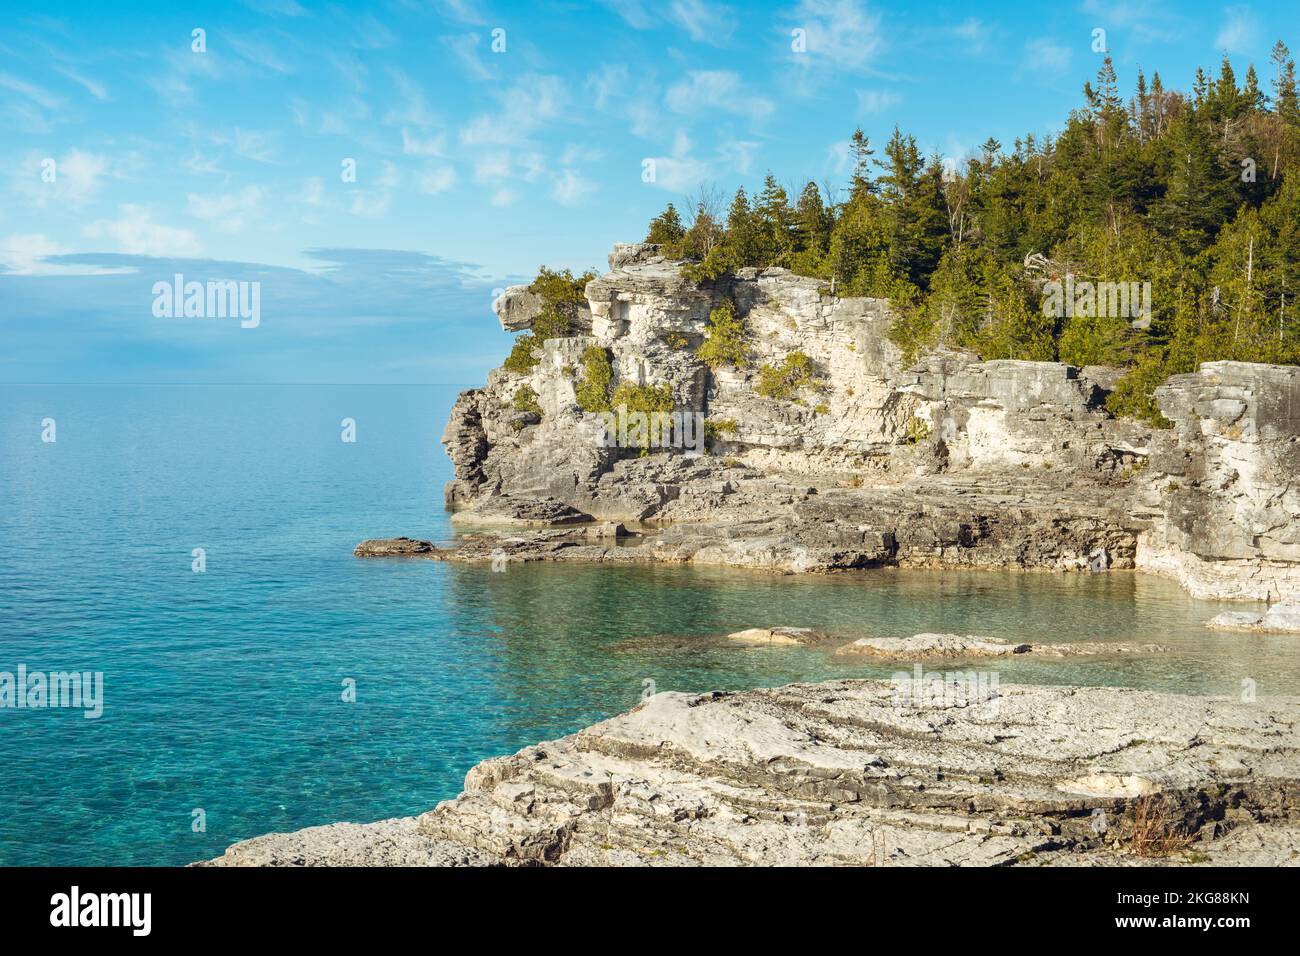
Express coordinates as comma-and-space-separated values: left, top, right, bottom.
848, 128, 876, 202
1271, 41, 1300, 125
756, 174, 796, 263
646, 203, 686, 250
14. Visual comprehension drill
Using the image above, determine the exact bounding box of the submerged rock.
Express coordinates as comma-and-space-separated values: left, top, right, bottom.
838, 633, 1032, 658
727, 627, 826, 646
353, 537, 435, 557
204, 679, 1300, 867
834, 633, 1169, 659
1207, 603, 1300, 634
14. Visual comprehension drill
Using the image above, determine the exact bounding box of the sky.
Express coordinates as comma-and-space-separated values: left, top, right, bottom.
0, 0, 1295, 383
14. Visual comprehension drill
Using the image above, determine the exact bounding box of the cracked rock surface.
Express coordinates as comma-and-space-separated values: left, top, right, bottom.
204, 680, 1300, 867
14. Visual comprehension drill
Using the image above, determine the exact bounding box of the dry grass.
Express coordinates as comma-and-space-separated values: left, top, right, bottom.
1118, 795, 1195, 858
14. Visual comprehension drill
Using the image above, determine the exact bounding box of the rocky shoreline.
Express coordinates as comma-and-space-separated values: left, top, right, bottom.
216, 242, 1300, 867
204, 679, 1300, 866
417, 243, 1300, 602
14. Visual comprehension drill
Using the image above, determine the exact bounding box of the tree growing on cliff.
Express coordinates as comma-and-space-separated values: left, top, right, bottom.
696, 299, 749, 370
640, 39, 1300, 422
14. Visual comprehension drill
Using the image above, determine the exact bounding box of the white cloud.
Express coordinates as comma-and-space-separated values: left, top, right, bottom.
55, 67, 109, 101
402, 128, 446, 157
856, 89, 900, 114
602, 0, 736, 44
385, 69, 438, 128
489, 188, 516, 207
950, 17, 993, 55
0, 233, 63, 274
1079, 0, 1180, 43
0, 71, 64, 110
1023, 37, 1072, 76
461, 74, 569, 146
1215, 6, 1257, 54
586, 63, 660, 137
232, 127, 279, 163
186, 185, 265, 233
16, 149, 109, 208
668, 0, 736, 44
432, 0, 489, 24
0, 233, 133, 276
665, 70, 773, 122
785, 0, 884, 73
552, 169, 595, 204
473, 152, 512, 182
83, 205, 202, 257
643, 132, 758, 192
228, 34, 295, 73
349, 190, 392, 217
417, 165, 457, 194
442, 33, 496, 80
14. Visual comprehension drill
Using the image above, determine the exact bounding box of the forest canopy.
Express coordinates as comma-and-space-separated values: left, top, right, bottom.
642, 45, 1300, 424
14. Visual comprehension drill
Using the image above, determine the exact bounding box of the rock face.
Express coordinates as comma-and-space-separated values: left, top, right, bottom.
1142, 363, 1300, 601
205, 679, 1300, 867
432, 244, 1300, 601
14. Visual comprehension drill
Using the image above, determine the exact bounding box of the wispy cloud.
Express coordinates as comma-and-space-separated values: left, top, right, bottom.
460, 74, 569, 146
665, 70, 773, 122
1022, 37, 1073, 77
84, 205, 202, 257
783, 0, 884, 74
1214, 5, 1258, 54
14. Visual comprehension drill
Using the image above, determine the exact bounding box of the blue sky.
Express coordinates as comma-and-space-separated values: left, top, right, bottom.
1, 0, 1294, 383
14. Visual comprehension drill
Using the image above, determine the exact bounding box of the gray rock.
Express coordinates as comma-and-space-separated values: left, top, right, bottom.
204, 680, 1300, 867
1207, 603, 1300, 633
353, 537, 435, 557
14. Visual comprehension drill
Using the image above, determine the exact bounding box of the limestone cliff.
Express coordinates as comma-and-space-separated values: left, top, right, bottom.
437, 242, 1300, 601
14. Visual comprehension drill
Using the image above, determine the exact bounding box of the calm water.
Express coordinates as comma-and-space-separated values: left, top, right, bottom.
1, 385, 1295, 866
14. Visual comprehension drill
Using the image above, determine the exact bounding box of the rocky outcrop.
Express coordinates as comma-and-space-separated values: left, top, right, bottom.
1141, 362, 1300, 601
427, 244, 1300, 601
204, 679, 1300, 867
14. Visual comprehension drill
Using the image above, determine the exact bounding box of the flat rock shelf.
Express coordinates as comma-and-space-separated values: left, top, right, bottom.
204, 679, 1300, 867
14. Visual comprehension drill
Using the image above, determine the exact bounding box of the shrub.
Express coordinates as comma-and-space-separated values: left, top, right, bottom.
511, 384, 542, 416
696, 299, 748, 370
609, 382, 675, 454
704, 417, 738, 449
575, 346, 613, 413
756, 351, 821, 400
503, 333, 540, 374
528, 266, 597, 341
903, 416, 931, 444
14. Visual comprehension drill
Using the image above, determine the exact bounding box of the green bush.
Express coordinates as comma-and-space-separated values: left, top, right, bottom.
528, 266, 597, 341
696, 299, 749, 370
756, 351, 822, 400
575, 345, 613, 412
903, 416, 931, 444
610, 382, 675, 454
503, 333, 540, 374
511, 384, 542, 417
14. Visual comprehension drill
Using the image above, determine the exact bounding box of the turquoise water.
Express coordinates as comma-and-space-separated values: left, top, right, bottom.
1, 385, 1296, 866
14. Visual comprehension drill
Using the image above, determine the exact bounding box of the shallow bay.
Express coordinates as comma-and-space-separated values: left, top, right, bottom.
1, 385, 1294, 865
